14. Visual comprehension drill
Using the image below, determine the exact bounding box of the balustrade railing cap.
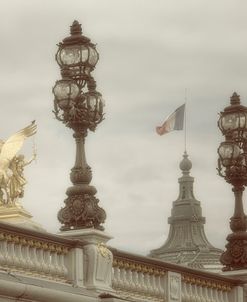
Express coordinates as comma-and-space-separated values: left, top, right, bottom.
0, 221, 87, 248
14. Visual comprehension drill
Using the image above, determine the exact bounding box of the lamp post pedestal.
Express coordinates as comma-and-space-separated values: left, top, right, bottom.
59, 228, 114, 292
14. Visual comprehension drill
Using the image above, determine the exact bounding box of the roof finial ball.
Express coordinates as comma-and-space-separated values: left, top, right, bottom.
179, 151, 192, 175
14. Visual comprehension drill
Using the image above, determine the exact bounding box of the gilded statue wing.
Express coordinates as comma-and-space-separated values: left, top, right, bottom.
0, 121, 37, 171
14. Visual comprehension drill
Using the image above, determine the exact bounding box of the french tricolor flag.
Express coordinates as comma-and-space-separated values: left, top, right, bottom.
156, 104, 185, 135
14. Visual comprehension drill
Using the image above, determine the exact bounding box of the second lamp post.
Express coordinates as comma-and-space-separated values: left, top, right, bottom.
218, 92, 247, 271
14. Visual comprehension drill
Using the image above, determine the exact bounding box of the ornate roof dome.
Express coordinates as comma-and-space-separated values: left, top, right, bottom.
150, 152, 222, 272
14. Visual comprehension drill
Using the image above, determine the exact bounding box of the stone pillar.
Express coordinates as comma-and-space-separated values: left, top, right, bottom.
67, 247, 84, 287
59, 228, 113, 293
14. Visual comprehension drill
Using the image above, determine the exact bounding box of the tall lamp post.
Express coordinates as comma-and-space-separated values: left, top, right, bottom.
217, 92, 247, 271
52, 20, 106, 231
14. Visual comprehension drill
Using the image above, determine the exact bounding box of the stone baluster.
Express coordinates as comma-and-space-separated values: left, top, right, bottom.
35, 241, 46, 275
159, 274, 166, 298
10, 236, 20, 269
125, 266, 133, 292
138, 270, 145, 295
25, 241, 38, 274
145, 271, 153, 296
218, 289, 225, 302
119, 266, 127, 290
207, 286, 213, 302
214, 288, 219, 302
133, 267, 141, 293
31, 241, 42, 274
181, 281, 187, 301
201, 285, 207, 302
222, 290, 229, 302
151, 273, 158, 297
214, 287, 220, 302
131, 269, 139, 293
15, 238, 26, 272
217, 287, 224, 302
153, 271, 164, 298
142, 272, 149, 295
193, 283, 199, 302
54, 246, 65, 278
41, 243, 52, 276
198, 285, 206, 302
138, 270, 146, 295
5, 235, 14, 267
58, 248, 68, 279
50, 247, 62, 279
0, 234, 8, 267
112, 266, 119, 289
188, 282, 194, 302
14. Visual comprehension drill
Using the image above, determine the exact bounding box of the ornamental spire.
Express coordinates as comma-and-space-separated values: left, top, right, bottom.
149, 153, 222, 271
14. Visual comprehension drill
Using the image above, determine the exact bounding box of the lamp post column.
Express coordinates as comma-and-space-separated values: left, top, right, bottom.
230, 186, 247, 233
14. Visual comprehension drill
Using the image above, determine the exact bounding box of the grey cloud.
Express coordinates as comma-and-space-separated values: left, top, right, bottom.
1, 0, 247, 255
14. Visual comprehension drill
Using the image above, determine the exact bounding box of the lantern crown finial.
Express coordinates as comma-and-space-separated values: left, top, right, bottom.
70, 20, 82, 36
230, 92, 240, 106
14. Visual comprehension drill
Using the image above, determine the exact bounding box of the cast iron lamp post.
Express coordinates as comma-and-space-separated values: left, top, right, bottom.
217, 92, 247, 270
52, 20, 106, 231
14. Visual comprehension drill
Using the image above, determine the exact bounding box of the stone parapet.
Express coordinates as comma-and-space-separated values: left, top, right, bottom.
111, 248, 244, 302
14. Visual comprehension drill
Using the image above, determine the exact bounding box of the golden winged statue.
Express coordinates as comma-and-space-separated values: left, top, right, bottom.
0, 121, 37, 206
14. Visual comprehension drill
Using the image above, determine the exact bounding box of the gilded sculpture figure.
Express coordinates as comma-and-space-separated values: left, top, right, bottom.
0, 121, 37, 206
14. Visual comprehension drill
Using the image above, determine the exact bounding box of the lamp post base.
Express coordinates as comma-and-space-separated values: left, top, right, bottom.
221, 231, 247, 271
58, 190, 106, 231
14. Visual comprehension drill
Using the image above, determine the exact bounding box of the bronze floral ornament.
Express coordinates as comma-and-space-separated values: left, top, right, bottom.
53, 21, 106, 231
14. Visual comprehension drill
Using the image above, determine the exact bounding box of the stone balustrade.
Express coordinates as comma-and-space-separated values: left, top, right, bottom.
0, 222, 245, 302
111, 248, 244, 302
181, 274, 232, 302
0, 222, 83, 283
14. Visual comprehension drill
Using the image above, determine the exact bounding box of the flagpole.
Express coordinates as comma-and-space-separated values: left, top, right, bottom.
184, 89, 187, 153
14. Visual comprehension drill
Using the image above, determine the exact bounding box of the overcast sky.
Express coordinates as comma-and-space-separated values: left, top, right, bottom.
1, 0, 247, 255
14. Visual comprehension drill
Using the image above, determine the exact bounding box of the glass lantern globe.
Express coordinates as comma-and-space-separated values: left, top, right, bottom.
53, 79, 79, 110
55, 21, 99, 80
84, 91, 104, 115
219, 112, 247, 133
218, 142, 240, 167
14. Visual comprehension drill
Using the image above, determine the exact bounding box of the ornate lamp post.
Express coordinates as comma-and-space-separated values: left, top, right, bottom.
52, 20, 106, 231
217, 92, 247, 271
